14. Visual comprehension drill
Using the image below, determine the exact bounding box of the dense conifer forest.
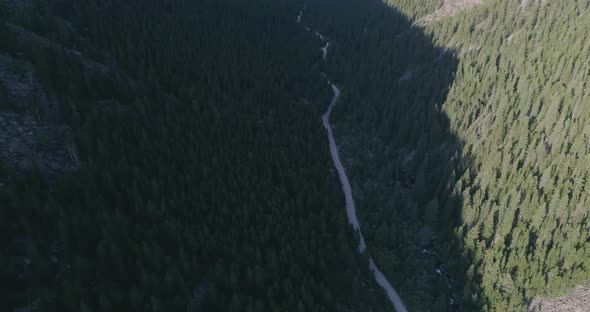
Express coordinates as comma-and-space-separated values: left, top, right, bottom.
3, 0, 590, 311
1, 0, 389, 311
303, 0, 590, 310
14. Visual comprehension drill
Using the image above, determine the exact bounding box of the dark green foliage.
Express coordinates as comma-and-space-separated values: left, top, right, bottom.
414, 0, 590, 309
4, 0, 587, 311
1, 0, 389, 311
301, 0, 472, 310
304, 0, 590, 310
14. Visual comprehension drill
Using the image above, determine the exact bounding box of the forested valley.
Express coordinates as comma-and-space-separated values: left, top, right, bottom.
1, 0, 391, 311
303, 0, 590, 310
3, 0, 590, 311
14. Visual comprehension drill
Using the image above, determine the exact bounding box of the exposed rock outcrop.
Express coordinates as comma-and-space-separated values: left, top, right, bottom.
416, 0, 483, 24
0, 112, 78, 177
0, 54, 78, 182
529, 286, 590, 312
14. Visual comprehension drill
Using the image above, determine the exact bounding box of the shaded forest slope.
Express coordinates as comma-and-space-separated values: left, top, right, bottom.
1, 0, 394, 311
305, 0, 590, 310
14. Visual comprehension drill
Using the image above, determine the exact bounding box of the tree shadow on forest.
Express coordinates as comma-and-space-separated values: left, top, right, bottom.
304, 0, 485, 310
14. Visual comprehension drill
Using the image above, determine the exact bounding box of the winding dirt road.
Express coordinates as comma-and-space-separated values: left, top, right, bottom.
298, 10, 408, 312
322, 83, 408, 312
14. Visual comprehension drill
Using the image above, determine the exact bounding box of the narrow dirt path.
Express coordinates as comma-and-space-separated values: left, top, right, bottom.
298, 10, 408, 312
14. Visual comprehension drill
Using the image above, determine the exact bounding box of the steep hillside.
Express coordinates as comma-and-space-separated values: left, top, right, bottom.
4, 0, 589, 311
1, 0, 393, 311
414, 0, 590, 309
302, 0, 590, 310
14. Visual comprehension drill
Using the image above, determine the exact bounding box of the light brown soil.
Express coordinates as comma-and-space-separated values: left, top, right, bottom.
417, 0, 483, 24
529, 286, 590, 312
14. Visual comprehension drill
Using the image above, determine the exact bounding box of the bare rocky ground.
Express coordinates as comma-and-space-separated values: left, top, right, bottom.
529, 286, 590, 312
417, 0, 483, 24
0, 112, 78, 176
0, 13, 140, 184
0, 53, 79, 185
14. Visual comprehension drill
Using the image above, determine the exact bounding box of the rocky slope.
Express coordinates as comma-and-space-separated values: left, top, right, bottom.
529, 286, 590, 312
0, 53, 78, 184
417, 0, 483, 23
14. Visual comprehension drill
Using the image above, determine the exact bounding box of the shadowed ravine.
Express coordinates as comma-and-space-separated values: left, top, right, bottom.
298, 11, 408, 312
296, 0, 486, 309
